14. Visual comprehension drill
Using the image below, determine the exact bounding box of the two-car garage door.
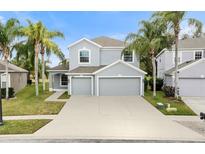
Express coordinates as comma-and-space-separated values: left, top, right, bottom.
71, 76, 142, 96
179, 78, 205, 97
98, 77, 141, 96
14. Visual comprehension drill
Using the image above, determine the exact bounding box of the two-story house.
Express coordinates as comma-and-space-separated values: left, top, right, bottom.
156, 37, 205, 97
48, 36, 147, 96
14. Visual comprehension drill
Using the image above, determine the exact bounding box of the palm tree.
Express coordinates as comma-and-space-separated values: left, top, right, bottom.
125, 20, 173, 97
0, 18, 21, 100
12, 40, 35, 82
40, 28, 64, 92
20, 20, 44, 96
153, 11, 203, 98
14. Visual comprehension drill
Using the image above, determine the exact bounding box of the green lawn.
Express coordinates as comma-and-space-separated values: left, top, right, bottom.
144, 90, 196, 115
0, 119, 51, 135
58, 92, 70, 99
2, 84, 66, 116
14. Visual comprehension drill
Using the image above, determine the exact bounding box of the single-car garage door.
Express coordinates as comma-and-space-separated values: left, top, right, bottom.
179, 78, 205, 97
72, 77, 92, 95
98, 77, 141, 96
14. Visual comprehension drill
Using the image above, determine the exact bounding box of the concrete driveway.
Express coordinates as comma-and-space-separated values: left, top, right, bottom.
35, 96, 204, 141
183, 97, 205, 115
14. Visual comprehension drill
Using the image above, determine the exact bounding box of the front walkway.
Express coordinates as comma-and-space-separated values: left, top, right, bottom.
34, 96, 205, 141
45, 91, 68, 102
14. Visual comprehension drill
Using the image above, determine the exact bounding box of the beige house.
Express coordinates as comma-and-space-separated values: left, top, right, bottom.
0, 61, 28, 93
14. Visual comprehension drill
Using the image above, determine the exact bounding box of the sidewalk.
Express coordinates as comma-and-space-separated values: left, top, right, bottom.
4, 115, 57, 120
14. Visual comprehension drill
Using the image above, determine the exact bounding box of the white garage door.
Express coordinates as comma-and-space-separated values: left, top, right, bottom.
179, 78, 205, 97
72, 77, 92, 95
98, 77, 141, 96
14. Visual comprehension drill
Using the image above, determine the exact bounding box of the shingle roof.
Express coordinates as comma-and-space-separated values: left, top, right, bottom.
0, 61, 28, 73
172, 37, 205, 49
165, 60, 197, 75
68, 65, 106, 74
91, 36, 124, 47
48, 64, 69, 71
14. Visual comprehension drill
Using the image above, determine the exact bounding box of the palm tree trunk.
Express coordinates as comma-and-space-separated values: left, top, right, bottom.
174, 30, 179, 99
41, 53, 45, 92
151, 53, 156, 97
5, 58, 9, 100
35, 43, 39, 96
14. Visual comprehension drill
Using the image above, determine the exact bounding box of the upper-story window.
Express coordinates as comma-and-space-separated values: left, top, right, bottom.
123, 51, 134, 63
79, 49, 90, 64
194, 51, 203, 60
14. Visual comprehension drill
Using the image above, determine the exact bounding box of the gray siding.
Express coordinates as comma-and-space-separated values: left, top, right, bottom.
157, 51, 165, 78
95, 62, 145, 95
0, 72, 27, 93
96, 62, 144, 76
69, 40, 100, 70
181, 51, 194, 63
179, 60, 205, 78
99, 77, 140, 96
100, 48, 139, 67
49, 72, 68, 91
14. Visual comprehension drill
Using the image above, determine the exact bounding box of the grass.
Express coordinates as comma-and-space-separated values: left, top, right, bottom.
144, 90, 196, 115
0, 119, 51, 135
2, 84, 66, 116
58, 92, 70, 99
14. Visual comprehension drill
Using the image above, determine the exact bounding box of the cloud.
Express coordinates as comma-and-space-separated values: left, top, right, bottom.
179, 21, 205, 38
0, 15, 5, 23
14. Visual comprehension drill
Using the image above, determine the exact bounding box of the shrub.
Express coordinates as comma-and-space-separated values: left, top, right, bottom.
144, 77, 148, 91
149, 78, 164, 91
27, 80, 32, 85
1, 88, 15, 98
163, 86, 175, 97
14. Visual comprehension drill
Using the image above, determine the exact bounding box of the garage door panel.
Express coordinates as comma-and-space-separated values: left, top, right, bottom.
72, 77, 91, 95
179, 78, 205, 97
99, 77, 140, 96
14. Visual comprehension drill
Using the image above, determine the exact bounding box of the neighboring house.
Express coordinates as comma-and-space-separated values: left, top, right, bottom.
0, 61, 28, 92
48, 36, 147, 96
156, 37, 205, 96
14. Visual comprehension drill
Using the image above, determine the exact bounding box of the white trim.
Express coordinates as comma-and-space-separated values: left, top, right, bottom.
78, 48, 91, 64
60, 74, 69, 87
156, 48, 168, 58
193, 50, 203, 60
68, 37, 102, 48
96, 76, 143, 96
93, 60, 147, 75
69, 76, 93, 96
47, 70, 68, 72
65, 73, 93, 75
122, 50, 134, 63
178, 58, 205, 73
52, 89, 67, 92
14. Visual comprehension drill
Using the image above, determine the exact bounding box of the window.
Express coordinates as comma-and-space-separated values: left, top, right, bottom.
195, 51, 202, 60
1, 73, 10, 88
79, 50, 90, 63
123, 51, 133, 62
60, 74, 68, 86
